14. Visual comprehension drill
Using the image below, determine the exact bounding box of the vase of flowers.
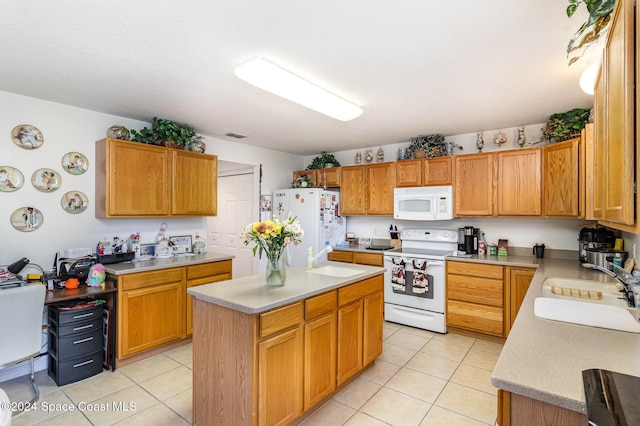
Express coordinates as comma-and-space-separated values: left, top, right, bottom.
243, 216, 304, 286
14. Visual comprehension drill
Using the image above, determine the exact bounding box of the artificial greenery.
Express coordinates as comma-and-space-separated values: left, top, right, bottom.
541, 108, 591, 143
408, 134, 450, 158
130, 117, 203, 147
566, 0, 615, 65
291, 175, 315, 188
306, 152, 340, 169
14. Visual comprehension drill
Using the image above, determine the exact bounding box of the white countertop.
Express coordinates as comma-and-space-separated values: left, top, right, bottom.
188, 261, 385, 314
478, 257, 640, 413
103, 252, 235, 275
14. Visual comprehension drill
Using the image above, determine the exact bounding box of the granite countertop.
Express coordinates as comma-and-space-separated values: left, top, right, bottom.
103, 252, 235, 275
188, 261, 385, 314
457, 256, 640, 413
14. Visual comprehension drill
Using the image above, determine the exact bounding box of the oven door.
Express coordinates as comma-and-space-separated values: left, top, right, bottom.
383, 255, 446, 313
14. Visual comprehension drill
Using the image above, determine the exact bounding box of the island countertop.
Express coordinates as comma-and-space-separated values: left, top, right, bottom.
103, 252, 235, 275
187, 261, 385, 314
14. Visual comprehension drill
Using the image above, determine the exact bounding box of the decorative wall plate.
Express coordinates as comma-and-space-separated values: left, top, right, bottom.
0, 166, 24, 192
11, 206, 43, 232
61, 152, 89, 175
61, 191, 88, 214
11, 124, 44, 150
31, 168, 61, 192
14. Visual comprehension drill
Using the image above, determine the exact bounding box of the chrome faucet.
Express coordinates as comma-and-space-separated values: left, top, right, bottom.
582, 262, 636, 307
581, 262, 618, 278
307, 246, 333, 267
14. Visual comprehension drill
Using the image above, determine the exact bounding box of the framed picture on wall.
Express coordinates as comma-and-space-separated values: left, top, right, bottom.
260, 194, 272, 212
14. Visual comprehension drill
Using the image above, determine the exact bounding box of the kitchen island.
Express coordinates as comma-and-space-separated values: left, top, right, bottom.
188, 261, 385, 426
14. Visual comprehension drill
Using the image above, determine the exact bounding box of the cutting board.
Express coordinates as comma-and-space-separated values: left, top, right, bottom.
534, 297, 640, 334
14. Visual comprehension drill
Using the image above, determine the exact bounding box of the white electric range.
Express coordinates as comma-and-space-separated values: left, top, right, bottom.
383, 228, 458, 333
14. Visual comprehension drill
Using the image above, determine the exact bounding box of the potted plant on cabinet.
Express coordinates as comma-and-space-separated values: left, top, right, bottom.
408, 134, 452, 159
566, 0, 615, 65
540, 108, 591, 143
130, 117, 204, 150
306, 152, 340, 169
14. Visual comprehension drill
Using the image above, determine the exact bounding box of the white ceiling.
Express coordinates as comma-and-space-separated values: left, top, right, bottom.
1, 1, 599, 156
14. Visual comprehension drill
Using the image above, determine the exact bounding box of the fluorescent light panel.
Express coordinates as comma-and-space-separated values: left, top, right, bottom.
235, 57, 362, 121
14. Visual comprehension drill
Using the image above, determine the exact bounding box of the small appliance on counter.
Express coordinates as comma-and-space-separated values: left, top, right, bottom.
457, 226, 480, 254
578, 227, 615, 262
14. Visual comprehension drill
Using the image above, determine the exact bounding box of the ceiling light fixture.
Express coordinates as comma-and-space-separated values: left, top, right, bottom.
579, 61, 600, 95
235, 57, 363, 121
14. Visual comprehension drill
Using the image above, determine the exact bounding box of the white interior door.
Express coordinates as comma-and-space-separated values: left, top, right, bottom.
207, 171, 257, 278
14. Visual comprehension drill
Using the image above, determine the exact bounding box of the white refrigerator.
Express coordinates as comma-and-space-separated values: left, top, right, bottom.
272, 188, 346, 267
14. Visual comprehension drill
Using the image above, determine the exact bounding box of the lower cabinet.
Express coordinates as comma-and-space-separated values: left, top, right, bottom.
192, 273, 384, 426
498, 390, 587, 426
115, 260, 232, 360
328, 249, 384, 266
446, 260, 536, 338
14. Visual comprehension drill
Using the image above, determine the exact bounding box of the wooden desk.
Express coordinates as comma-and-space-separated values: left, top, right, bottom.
44, 283, 118, 370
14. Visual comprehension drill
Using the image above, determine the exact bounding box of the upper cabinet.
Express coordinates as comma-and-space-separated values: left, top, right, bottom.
454, 153, 495, 216
96, 138, 217, 218
424, 157, 453, 186
340, 163, 395, 215
292, 167, 341, 188
544, 138, 581, 217
395, 159, 422, 187
591, 0, 638, 232
497, 148, 542, 216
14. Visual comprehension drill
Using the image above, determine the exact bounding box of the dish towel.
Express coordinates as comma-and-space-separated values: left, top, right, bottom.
412, 260, 428, 294
391, 258, 406, 292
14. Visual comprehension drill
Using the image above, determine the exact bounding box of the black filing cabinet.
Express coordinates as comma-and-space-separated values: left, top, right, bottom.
48, 304, 104, 385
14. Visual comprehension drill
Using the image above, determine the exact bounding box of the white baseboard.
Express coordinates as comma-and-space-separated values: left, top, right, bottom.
0, 355, 48, 384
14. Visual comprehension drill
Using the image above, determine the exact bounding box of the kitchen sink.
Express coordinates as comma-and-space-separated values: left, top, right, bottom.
536, 277, 640, 333
306, 266, 364, 278
540, 277, 627, 308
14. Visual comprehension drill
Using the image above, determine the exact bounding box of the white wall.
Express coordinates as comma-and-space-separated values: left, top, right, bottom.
0, 91, 303, 270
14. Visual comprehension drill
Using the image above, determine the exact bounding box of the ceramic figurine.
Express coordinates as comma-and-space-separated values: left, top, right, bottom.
365, 149, 373, 163
517, 127, 526, 147
377, 147, 384, 162
355, 152, 362, 164
476, 132, 485, 152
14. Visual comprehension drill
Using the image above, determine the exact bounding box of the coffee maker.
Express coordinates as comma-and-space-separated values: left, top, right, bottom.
458, 226, 479, 254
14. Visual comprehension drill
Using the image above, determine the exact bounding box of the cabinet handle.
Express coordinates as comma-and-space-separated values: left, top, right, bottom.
72, 324, 94, 332
73, 337, 94, 345
73, 359, 94, 368
72, 312, 94, 319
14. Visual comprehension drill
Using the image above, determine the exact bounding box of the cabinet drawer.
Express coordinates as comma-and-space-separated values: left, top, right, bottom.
55, 316, 103, 337
328, 250, 353, 263
50, 304, 103, 326
48, 350, 104, 386
49, 328, 103, 360
447, 261, 503, 279
447, 299, 503, 336
338, 275, 383, 307
187, 260, 232, 280
305, 291, 337, 320
447, 274, 504, 307
353, 252, 384, 266
259, 302, 302, 338
120, 268, 184, 291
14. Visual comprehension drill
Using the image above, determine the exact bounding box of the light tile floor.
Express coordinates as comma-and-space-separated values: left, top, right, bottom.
0, 322, 502, 425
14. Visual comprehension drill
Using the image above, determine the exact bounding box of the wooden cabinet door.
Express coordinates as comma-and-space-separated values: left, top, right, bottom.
98, 139, 171, 217
352, 252, 384, 266
424, 157, 453, 185
447, 299, 504, 336
292, 170, 318, 187
602, 0, 635, 225
592, 64, 606, 220
321, 167, 341, 188
340, 166, 365, 215
304, 313, 336, 410
395, 159, 422, 187
258, 327, 303, 426
497, 148, 542, 216
366, 162, 395, 215
506, 267, 535, 335
454, 153, 495, 216
172, 150, 217, 216
327, 250, 354, 263
337, 301, 363, 385
544, 139, 580, 217
363, 292, 383, 365
118, 281, 185, 358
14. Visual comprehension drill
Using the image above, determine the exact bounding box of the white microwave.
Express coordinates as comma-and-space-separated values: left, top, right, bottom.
393, 186, 454, 221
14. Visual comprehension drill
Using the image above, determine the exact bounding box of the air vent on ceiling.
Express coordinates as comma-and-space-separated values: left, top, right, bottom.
225, 132, 247, 139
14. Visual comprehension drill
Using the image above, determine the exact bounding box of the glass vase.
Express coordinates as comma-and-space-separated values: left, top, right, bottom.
266, 253, 286, 286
